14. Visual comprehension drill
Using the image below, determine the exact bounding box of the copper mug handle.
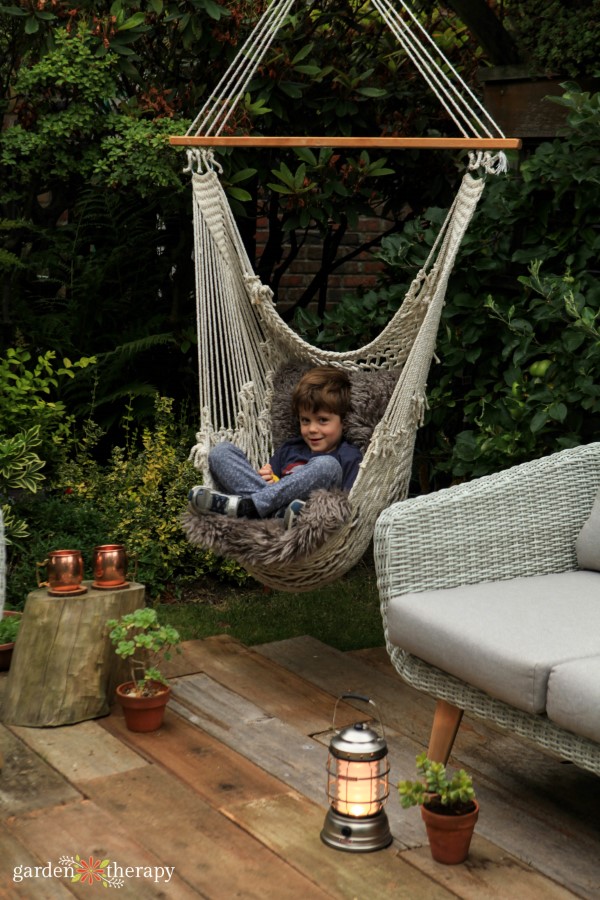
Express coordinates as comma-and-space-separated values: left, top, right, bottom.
36, 559, 49, 588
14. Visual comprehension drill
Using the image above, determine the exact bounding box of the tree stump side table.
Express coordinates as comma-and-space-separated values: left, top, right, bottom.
2, 581, 145, 727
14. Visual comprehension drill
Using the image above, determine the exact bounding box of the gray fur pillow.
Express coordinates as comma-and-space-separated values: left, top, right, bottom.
270, 363, 399, 452
182, 488, 352, 566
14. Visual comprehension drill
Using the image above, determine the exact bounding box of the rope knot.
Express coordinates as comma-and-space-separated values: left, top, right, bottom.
468, 150, 508, 176
245, 274, 274, 305
183, 148, 223, 175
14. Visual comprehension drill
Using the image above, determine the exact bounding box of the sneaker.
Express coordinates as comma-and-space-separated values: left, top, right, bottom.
284, 499, 306, 530
188, 486, 241, 518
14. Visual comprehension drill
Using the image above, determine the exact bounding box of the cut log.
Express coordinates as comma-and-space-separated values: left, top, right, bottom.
1, 582, 145, 727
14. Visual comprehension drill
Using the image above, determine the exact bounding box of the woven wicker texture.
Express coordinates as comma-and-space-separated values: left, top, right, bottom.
375, 443, 600, 775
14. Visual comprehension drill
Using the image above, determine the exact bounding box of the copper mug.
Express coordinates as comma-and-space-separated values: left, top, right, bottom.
37, 549, 85, 594
92, 544, 135, 588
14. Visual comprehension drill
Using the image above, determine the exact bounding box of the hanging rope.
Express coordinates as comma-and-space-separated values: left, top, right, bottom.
184, 0, 511, 148
188, 0, 295, 138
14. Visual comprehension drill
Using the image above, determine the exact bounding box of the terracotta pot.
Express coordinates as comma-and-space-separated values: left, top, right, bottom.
0, 611, 21, 672
115, 681, 170, 733
421, 800, 479, 865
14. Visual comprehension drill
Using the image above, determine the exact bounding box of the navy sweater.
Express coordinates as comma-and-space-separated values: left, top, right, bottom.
270, 437, 362, 491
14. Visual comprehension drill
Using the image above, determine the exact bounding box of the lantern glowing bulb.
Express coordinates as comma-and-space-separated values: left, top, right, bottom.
321, 696, 392, 853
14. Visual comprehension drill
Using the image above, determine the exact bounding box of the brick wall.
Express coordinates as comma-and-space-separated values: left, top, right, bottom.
254, 211, 394, 315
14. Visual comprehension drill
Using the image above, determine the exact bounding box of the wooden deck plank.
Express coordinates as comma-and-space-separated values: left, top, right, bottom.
2, 633, 597, 900
165, 635, 361, 733
401, 836, 582, 900
170, 673, 433, 849
170, 673, 329, 808
257, 637, 600, 899
0, 823, 74, 899
0, 723, 80, 817
83, 764, 335, 899
100, 706, 296, 810
225, 792, 453, 900
6, 795, 200, 898
256, 634, 437, 743
9, 720, 147, 784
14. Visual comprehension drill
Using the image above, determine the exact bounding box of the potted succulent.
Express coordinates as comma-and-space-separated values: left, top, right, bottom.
0, 610, 22, 671
398, 752, 478, 865
106, 607, 181, 733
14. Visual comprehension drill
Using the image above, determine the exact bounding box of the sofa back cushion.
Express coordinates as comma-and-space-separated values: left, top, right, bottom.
576, 486, 600, 571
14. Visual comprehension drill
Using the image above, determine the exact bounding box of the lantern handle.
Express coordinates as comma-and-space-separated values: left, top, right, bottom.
332, 693, 386, 740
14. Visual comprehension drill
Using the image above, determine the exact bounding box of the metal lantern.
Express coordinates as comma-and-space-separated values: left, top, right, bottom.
321, 693, 392, 852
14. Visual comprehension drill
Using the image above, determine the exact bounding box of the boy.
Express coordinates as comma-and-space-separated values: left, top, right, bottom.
188, 366, 362, 528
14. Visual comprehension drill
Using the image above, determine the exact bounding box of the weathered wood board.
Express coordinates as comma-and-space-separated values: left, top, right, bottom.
401, 837, 583, 900
170, 673, 331, 809
163, 634, 361, 734
0, 822, 74, 899
0, 723, 80, 817
83, 764, 334, 899
101, 706, 293, 810
9, 719, 147, 784
224, 792, 453, 900
6, 794, 198, 899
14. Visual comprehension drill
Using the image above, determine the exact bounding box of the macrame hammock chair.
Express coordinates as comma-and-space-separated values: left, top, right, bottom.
174, 0, 519, 593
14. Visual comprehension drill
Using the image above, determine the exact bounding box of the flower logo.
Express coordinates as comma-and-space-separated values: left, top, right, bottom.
74, 856, 107, 885
58, 856, 123, 889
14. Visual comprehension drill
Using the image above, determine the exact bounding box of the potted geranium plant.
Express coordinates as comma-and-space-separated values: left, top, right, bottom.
398, 752, 478, 865
106, 607, 181, 733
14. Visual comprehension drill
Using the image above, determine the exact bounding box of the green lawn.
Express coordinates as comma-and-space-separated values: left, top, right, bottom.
155, 558, 384, 652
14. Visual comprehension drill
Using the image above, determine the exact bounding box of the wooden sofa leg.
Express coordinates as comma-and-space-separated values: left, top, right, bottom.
427, 700, 463, 764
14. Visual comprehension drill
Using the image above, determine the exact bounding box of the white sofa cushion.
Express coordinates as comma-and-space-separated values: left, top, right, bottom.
546, 656, 600, 744
576, 486, 600, 571
386, 571, 600, 715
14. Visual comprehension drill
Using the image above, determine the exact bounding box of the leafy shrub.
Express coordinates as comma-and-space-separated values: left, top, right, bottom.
58, 397, 250, 596
0, 614, 21, 644
294, 87, 600, 488
504, 0, 600, 78
6, 396, 250, 607
0, 347, 95, 543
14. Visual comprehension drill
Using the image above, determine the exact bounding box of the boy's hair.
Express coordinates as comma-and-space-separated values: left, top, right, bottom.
291, 366, 352, 419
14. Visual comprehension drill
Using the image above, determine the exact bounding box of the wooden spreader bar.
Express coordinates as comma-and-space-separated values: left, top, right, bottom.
170, 135, 521, 149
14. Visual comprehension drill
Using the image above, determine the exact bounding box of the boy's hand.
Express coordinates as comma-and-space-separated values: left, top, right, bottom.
258, 463, 278, 483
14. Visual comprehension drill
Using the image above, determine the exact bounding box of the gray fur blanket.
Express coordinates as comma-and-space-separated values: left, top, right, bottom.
182, 488, 352, 566
181, 364, 398, 566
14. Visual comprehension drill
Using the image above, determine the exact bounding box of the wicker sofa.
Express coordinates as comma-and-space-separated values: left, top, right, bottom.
375, 442, 600, 777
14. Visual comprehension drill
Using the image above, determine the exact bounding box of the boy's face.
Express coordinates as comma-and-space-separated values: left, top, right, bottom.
299, 407, 344, 455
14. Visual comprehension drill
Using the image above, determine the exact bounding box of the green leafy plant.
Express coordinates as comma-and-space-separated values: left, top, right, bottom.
503, 0, 600, 78
0, 615, 21, 645
295, 86, 600, 488
398, 752, 476, 816
0, 347, 95, 544
106, 607, 181, 696
5, 395, 250, 608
